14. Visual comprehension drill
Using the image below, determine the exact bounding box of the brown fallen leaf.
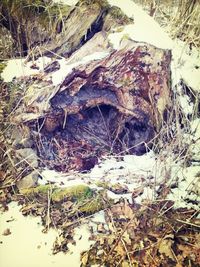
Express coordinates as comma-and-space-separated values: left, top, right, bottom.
2, 228, 11, 236
109, 183, 129, 194
97, 223, 107, 233
0, 189, 7, 202
81, 251, 89, 266
107, 235, 115, 246
0, 171, 6, 182
158, 238, 174, 260
114, 242, 126, 257
122, 231, 132, 246
121, 261, 130, 267
124, 200, 135, 219
178, 243, 199, 262
132, 186, 144, 199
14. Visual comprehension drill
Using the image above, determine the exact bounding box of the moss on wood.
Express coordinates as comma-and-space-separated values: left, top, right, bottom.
20, 184, 93, 202
52, 185, 93, 202
79, 193, 108, 214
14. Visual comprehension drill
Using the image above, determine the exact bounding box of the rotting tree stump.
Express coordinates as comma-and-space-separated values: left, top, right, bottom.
11, 0, 171, 172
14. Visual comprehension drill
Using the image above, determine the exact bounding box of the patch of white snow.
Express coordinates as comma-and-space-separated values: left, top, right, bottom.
52, 0, 78, 5
90, 151, 156, 180
1, 57, 52, 83
167, 166, 200, 209
40, 169, 99, 190
171, 40, 200, 92
108, 0, 173, 50
190, 119, 200, 140
51, 51, 109, 86
178, 94, 194, 115
0, 202, 93, 267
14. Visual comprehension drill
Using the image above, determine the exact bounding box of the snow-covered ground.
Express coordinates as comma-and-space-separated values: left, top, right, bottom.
0, 0, 200, 266
108, 0, 173, 50
171, 39, 200, 92
167, 166, 200, 209
39, 151, 158, 204
39, 149, 200, 210
1, 57, 52, 83
0, 202, 93, 267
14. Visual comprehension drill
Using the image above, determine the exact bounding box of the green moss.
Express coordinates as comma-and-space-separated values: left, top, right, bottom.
95, 181, 110, 189
20, 184, 54, 196
21, 184, 93, 202
78, 191, 113, 214
108, 6, 133, 23
21, 184, 113, 216
52, 185, 93, 202
95, 181, 122, 190
79, 196, 104, 214
0, 62, 7, 75
5, 82, 24, 114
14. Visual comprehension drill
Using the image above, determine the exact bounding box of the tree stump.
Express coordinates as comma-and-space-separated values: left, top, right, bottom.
11, 0, 171, 172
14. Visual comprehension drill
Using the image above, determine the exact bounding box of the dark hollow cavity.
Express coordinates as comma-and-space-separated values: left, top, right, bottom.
35, 104, 154, 172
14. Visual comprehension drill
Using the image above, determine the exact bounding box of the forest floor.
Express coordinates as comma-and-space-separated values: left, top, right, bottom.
0, 0, 200, 267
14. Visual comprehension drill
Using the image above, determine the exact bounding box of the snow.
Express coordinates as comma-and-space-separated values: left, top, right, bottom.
178, 92, 194, 115
190, 118, 200, 140
39, 151, 158, 205
0, 52, 109, 86
108, 0, 173, 50
171, 40, 200, 92
0, 202, 93, 267
51, 52, 109, 86
40, 169, 86, 187
40, 169, 98, 191
1, 57, 52, 83
39, 149, 199, 209
167, 166, 200, 209
179, 96, 193, 115
52, 0, 78, 5
90, 151, 156, 180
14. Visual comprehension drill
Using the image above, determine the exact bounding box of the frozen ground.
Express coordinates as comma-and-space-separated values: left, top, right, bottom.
0, 0, 200, 266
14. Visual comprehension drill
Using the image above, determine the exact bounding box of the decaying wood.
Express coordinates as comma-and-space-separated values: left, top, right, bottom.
10, 0, 171, 171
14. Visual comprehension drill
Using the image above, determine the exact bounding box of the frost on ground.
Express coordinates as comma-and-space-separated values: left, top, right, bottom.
0, 0, 200, 266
